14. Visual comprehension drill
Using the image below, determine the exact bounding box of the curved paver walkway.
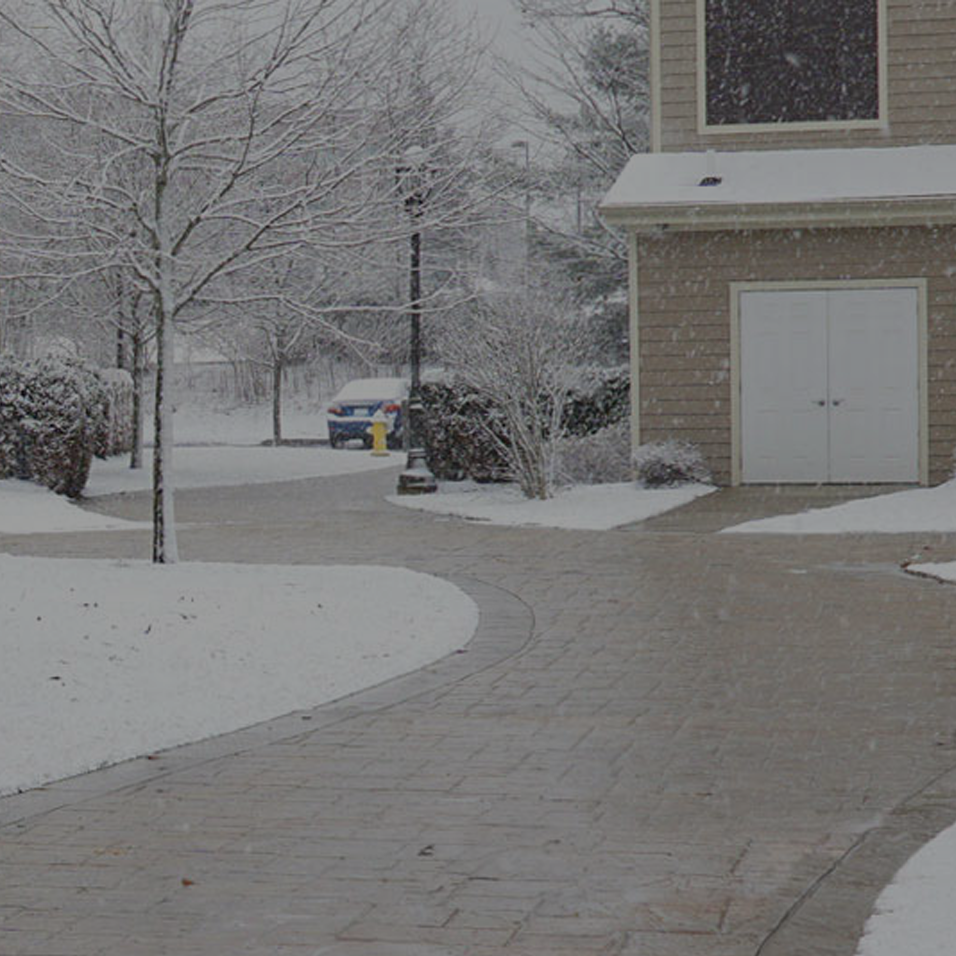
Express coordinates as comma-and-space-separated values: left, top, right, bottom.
4, 468, 956, 954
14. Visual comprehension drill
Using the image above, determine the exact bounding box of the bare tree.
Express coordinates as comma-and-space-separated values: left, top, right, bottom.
0, 0, 421, 562
437, 280, 589, 500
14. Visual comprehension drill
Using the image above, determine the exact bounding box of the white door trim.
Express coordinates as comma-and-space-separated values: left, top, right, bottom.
730, 279, 929, 486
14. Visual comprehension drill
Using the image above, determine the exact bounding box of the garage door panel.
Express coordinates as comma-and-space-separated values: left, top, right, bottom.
740, 291, 829, 482
828, 289, 919, 483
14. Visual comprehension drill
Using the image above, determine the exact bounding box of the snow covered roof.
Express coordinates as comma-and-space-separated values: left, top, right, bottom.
600, 144, 956, 231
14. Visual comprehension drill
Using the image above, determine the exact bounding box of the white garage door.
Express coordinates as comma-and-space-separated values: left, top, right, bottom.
740, 288, 920, 483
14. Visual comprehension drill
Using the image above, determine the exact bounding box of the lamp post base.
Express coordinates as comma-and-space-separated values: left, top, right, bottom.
396, 449, 437, 495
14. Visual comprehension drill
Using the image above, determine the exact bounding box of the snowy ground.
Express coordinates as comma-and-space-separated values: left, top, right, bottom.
0, 400, 475, 796
148, 399, 329, 445
86, 444, 397, 498
0, 554, 477, 796
724, 480, 956, 534
388, 480, 716, 530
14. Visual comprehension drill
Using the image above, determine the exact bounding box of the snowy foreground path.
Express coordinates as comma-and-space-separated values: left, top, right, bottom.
4, 472, 956, 956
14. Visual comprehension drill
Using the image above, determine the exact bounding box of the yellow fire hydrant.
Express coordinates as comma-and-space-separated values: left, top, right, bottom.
370, 409, 389, 457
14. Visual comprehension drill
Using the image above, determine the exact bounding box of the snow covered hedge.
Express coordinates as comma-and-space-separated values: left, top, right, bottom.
96, 368, 134, 458
0, 355, 115, 497
421, 367, 631, 485
562, 366, 630, 438
420, 381, 511, 482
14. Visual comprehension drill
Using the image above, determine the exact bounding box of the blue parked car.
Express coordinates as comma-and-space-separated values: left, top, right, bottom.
326, 377, 409, 449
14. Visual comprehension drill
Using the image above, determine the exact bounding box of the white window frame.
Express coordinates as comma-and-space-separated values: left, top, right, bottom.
696, 0, 889, 137
729, 278, 928, 486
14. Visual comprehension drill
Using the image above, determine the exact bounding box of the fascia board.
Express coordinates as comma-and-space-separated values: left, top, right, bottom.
599, 198, 956, 232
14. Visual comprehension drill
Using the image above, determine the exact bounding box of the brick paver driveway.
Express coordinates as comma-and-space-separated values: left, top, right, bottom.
4, 467, 956, 955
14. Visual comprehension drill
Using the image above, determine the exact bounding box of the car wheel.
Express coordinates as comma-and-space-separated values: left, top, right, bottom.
329, 433, 346, 449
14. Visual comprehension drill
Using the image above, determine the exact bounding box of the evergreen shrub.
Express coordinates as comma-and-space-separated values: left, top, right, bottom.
0, 355, 111, 497
420, 380, 511, 482
561, 366, 630, 437
96, 368, 135, 458
421, 367, 631, 484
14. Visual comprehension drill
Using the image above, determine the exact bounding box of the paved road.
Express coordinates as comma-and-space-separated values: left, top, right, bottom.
4, 468, 956, 955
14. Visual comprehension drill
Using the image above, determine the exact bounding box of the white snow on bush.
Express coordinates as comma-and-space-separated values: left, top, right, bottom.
389, 480, 714, 530
856, 821, 956, 956
723, 480, 956, 534
0, 554, 477, 796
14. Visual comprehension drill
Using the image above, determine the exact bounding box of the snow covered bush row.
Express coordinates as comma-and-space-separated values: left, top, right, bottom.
633, 439, 711, 487
0, 355, 126, 497
420, 381, 511, 482
96, 368, 134, 458
562, 366, 630, 438
421, 367, 630, 487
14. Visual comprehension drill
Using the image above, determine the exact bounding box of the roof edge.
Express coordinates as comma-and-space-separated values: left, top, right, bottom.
599, 197, 956, 232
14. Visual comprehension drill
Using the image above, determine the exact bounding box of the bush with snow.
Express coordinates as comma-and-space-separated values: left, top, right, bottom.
0, 355, 110, 497
633, 439, 711, 487
555, 418, 633, 486
562, 366, 630, 437
422, 366, 631, 490
95, 368, 135, 458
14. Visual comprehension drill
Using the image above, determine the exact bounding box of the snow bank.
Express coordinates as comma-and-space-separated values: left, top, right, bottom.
0, 479, 145, 534
389, 480, 715, 530
0, 555, 477, 796
857, 821, 956, 956
723, 481, 956, 535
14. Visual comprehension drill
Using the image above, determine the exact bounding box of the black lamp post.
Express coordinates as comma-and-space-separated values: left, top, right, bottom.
396, 146, 437, 495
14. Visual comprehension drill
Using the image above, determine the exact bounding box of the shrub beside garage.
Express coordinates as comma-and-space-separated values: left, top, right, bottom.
0, 355, 133, 497
421, 366, 631, 484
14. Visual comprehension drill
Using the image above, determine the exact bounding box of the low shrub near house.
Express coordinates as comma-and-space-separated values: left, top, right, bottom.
561, 366, 630, 438
555, 418, 633, 486
633, 439, 711, 487
421, 368, 630, 485
0, 355, 111, 497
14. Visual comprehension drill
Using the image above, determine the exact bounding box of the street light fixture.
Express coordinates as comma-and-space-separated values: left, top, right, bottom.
396, 146, 437, 496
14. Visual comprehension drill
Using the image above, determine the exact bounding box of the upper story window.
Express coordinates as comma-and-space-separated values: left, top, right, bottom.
703, 0, 881, 128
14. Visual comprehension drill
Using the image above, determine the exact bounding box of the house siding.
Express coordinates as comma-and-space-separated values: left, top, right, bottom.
637, 225, 956, 484
657, 0, 956, 152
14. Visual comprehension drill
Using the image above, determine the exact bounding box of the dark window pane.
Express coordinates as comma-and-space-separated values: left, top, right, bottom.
705, 0, 879, 126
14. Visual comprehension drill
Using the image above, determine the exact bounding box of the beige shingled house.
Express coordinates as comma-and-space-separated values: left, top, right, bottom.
600, 0, 956, 485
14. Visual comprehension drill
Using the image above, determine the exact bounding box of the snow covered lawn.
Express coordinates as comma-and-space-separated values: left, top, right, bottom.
724, 480, 956, 534
86, 444, 398, 497
388, 480, 715, 530
0, 480, 145, 534
0, 554, 477, 796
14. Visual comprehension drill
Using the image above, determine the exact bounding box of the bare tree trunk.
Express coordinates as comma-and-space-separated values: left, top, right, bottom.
272, 353, 283, 445
116, 326, 126, 370
130, 331, 145, 470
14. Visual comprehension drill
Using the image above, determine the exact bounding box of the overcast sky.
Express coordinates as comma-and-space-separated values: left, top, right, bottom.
454, 0, 530, 64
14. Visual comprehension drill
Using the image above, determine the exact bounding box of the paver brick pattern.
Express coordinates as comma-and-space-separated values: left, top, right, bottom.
4, 469, 956, 954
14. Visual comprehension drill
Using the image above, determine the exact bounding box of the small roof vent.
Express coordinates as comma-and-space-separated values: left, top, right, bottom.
699, 175, 723, 186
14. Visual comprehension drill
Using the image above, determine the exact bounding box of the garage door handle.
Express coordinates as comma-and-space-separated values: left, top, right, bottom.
831, 399, 845, 406
813, 399, 826, 406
